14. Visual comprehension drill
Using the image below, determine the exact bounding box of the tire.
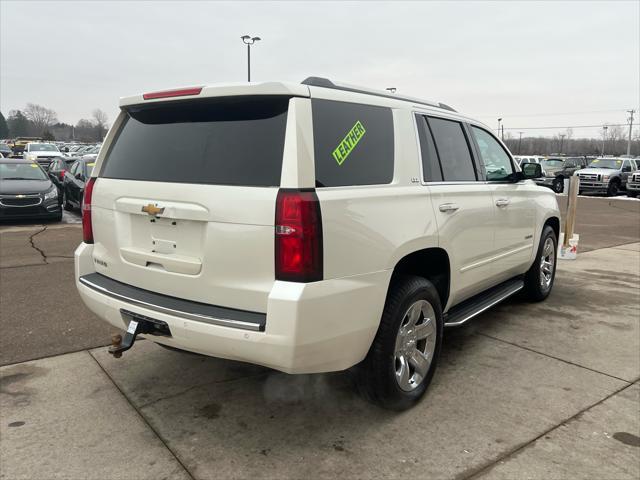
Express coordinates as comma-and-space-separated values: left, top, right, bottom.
552, 177, 564, 194
355, 275, 443, 410
52, 211, 63, 222
606, 180, 620, 197
523, 226, 557, 302
63, 191, 72, 211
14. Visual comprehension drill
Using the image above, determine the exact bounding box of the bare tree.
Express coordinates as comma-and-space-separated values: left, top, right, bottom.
92, 109, 109, 140
565, 128, 573, 141
24, 103, 58, 135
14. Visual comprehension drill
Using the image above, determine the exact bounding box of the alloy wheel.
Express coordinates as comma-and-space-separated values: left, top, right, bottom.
539, 237, 555, 290
394, 300, 437, 392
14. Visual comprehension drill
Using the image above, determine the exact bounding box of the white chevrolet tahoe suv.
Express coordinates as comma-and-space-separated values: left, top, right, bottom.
75, 78, 560, 410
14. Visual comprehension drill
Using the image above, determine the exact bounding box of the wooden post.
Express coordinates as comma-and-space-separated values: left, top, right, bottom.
563, 176, 579, 247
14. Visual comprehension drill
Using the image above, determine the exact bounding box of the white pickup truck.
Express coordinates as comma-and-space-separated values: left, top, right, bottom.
75, 78, 560, 410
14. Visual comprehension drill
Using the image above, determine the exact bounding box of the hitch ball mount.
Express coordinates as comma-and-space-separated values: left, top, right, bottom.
108, 310, 171, 358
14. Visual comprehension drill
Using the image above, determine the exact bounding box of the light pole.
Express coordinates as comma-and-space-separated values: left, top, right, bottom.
385, 87, 397, 93
518, 131, 523, 154
602, 125, 608, 156
627, 110, 635, 156
241, 35, 261, 82
497, 118, 502, 138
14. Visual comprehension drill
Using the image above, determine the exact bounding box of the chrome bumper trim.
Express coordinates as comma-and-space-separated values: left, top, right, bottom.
79, 275, 264, 332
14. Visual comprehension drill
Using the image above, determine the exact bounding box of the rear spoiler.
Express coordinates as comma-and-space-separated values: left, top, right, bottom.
120, 82, 310, 108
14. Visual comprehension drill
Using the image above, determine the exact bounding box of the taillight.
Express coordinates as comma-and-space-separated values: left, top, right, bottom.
59, 169, 65, 181
275, 189, 323, 282
82, 178, 96, 244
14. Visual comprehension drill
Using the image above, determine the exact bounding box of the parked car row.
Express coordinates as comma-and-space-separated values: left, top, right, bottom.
0, 140, 101, 161
517, 154, 640, 197
0, 150, 95, 223
575, 157, 639, 197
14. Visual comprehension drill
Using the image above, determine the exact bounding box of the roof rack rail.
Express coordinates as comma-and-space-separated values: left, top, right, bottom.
301, 77, 456, 112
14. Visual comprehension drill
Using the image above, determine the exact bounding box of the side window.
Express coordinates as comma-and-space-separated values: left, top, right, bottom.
312, 99, 394, 187
70, 162, 79, 176
416, 115, 443, 182
428, 117, 476, 181
471, 126, 514, 181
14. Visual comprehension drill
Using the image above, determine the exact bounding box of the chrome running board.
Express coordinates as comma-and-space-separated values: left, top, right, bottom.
444, 278, 524, 327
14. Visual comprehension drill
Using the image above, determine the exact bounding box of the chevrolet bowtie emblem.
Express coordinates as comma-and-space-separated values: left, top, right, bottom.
141, 204, 165, 216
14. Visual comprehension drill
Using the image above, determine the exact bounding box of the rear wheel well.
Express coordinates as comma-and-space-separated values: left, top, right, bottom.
391, 248, 450, 308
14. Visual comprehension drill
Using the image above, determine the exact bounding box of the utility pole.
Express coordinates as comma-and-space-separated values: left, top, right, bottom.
602, 125, 608, 156
497, 118, 502, 138
518, 131, 523, 154
501, 124, 504, 141
241, 35, 261, 82
559, 134, 566, 154
627, 109, 635, 156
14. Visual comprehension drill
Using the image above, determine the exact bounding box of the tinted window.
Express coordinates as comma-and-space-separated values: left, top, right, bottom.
428, 117, 476, 181
416, 115, 443, 182
472, 127, 514, 181
101, 96, 290, 186
312, 99, 394, 187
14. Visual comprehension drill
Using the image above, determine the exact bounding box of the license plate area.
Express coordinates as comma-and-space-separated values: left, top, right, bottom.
120, 309, 172, 337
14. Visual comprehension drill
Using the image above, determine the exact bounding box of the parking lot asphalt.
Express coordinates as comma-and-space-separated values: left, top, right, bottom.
1, 196, 639, 479
557, 195, 640, 252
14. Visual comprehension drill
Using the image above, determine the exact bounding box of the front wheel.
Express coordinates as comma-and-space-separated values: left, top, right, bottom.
523, 226, 557, 302
552, 177, 564, 194
606, 180, 620, 197
355, 275, 443, 410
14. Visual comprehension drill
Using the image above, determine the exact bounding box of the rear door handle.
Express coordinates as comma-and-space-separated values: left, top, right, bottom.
439, 203, 460, 212
495, 198, 511, 207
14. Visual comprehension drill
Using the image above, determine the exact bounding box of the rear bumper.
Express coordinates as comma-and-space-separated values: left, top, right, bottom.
75, 243, 390, 374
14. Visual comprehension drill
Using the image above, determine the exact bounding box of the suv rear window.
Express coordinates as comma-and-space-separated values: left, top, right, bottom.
101, 96, 290, 186
312, 99, 394, 187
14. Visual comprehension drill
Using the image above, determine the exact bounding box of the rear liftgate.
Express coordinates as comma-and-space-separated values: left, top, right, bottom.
108, 309, 171, 358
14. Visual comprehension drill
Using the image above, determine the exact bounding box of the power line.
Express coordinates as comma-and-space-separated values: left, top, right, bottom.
503, 123, 629, 131
472, 109, 629, 118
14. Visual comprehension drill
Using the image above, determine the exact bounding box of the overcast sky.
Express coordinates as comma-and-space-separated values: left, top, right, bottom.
1, 0, 638, 138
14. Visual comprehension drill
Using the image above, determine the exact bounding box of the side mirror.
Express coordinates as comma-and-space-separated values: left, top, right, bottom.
622, 166, 631, 172
75, 173, 83, 180
521, 162, 543, 179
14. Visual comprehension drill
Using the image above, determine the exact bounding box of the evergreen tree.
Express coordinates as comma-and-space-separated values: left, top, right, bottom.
0, 111, 9, 139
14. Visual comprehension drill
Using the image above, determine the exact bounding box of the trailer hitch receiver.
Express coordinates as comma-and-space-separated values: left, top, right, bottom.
108, 310, 171, 358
